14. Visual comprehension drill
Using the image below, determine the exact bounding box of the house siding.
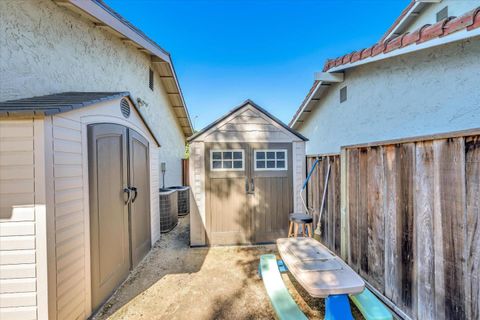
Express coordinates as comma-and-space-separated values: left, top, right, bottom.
0, 119, 46, 320
0, 0, 185, 186
299, 38, 480, 155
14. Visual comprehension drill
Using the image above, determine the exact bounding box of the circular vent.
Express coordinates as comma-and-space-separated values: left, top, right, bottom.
120, 98, 131, 118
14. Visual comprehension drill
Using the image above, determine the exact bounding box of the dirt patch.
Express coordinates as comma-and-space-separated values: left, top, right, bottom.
93, 216, 363, 319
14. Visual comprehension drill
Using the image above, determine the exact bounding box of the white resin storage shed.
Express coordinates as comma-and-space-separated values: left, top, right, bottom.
188, 100, 307, 246
0, 92, 161, 319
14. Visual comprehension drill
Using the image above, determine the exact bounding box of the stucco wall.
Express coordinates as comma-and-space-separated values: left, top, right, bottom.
299, 37, 480, 155
0, 0, 185, 186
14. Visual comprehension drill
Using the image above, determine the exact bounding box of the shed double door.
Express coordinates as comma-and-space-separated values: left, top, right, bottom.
206, 142, 292, 245
88, 124, 151, 312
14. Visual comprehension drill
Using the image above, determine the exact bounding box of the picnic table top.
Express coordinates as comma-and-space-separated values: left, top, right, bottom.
276, 237, 365, 298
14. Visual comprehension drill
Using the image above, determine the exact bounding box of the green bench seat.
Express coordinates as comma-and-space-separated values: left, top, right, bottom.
259, 254, 307, 320
350, 288, 393, 320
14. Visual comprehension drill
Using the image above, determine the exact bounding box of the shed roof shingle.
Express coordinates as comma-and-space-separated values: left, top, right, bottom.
0, 92, 129, 117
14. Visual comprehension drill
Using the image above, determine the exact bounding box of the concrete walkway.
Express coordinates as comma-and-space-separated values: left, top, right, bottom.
93, 216, 363, 319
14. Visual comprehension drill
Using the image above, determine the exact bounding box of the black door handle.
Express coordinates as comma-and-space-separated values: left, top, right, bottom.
131, 187, 138, 203
250, 178, 255, 193
123, 187, 132, 205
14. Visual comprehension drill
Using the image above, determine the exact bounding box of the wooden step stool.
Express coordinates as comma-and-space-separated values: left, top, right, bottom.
288, 213, 314, 237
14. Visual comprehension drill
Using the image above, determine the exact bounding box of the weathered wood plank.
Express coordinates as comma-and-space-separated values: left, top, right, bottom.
414, 141, 436, 320
366, 146, 385, 292
333, 157, 341, 254
398, 143, 415, 315
358, 149, 369, 278
465, 136, 480, 320
383, 145, 400, 304
433, 138, 467, 320
347, 149, 360, 270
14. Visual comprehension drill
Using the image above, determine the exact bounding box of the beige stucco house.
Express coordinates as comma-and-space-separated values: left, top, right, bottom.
0, 1, 193, 319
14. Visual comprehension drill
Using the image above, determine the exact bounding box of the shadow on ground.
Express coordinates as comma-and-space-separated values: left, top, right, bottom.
93, 216, 363, 319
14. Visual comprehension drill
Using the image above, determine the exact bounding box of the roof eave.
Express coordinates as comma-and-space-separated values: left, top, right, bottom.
54, 0, 194, 137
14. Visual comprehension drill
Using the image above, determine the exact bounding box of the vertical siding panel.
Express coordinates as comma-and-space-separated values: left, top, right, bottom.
415, 141, 436, 320
465, 136, 480, 320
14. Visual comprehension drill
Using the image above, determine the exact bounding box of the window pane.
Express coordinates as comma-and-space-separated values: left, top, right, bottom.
277, 160, 285, 168
233, 151, 242, 160
212, 161, 222, 169
267, 152, 275, 159
233, 161, 242, 169
223, 152, 232, 160
212, 152, 221, 160
256, 152, 265, 160
223, 160, 232, 169
257, 160, 265, 168
267, 160, 275, 168
277, 151, 285, 159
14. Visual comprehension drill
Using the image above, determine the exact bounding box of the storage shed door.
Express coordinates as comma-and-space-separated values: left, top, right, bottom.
205, 143, 292, 245
129, 130, 151, 267
88, 124, 151, 311
88, 124, 130, 311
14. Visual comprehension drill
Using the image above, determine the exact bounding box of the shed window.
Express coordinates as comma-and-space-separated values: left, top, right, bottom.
254, 150, 287, 171
211, 150, 244, 171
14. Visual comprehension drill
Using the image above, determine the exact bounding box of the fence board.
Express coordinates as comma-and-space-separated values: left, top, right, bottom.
308, 132, 479, 320
465, 136, 480, 320
347, 149, 359, 270
433, 138, 467, 320
414, 141, 436, 320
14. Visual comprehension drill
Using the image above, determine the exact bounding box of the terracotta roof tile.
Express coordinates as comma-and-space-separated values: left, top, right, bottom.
443, 9, 476, 35
402, 27, 424, 47
418, 18, 450, 43
467, 8, 480, 31
322, 6, 479, 72
360, 47, 373, 59
371, 42, 386, 56
384, 34, 404, 53
350, 51, 362, 63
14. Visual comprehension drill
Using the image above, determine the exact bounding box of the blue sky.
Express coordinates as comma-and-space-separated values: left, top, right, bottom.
106, 0, 409, 130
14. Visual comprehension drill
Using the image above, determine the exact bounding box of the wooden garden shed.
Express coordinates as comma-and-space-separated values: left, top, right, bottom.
188, 100, 307, 246
0, 92, 161, 318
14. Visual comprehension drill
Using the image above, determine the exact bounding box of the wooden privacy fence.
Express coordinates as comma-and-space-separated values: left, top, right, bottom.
345, 134, 479, 320
306, 155, 341, 255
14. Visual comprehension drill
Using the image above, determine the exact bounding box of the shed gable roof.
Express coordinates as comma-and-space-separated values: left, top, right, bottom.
188, 100, 308, 142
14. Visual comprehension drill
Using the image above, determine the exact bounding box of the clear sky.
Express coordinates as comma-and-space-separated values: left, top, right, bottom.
106, 0, 409, 130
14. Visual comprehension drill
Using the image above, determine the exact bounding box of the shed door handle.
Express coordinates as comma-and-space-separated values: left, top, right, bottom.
124, 187, 132, 205
131, 187, 138, 203
250, 178, 255, 193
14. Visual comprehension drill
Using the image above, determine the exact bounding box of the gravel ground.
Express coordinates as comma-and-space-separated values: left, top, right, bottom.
92, 216, 363, 320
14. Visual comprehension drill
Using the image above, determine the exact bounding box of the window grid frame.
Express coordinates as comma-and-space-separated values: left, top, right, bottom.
210, 149, 245, 171
254, 149, 288, 171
